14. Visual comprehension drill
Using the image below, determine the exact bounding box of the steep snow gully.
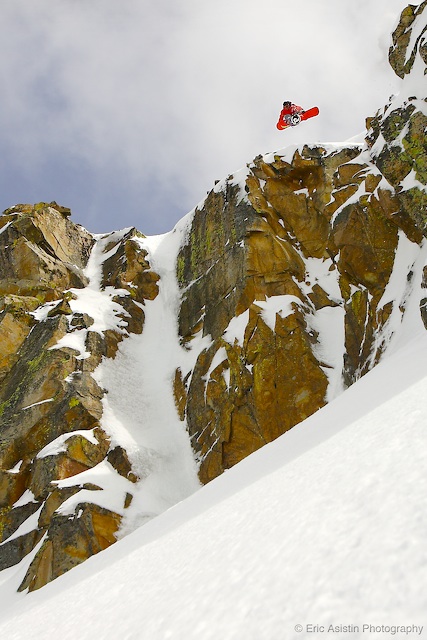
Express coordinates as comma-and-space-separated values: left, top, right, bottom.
93, 224, 202, 537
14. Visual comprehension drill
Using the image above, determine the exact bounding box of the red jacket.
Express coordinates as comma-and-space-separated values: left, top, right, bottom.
277, 103, 304, 130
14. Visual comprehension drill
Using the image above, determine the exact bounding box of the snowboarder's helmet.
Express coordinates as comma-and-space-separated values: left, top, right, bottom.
283, 101, 291, 107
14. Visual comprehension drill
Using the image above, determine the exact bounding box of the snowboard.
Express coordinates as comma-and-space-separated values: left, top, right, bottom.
277, 106, 319, 130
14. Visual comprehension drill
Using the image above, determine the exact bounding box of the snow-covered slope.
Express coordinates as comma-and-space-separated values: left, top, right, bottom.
0, 274, 426, 638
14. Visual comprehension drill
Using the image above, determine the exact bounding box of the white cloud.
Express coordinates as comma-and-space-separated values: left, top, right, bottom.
0, 0, 410, 233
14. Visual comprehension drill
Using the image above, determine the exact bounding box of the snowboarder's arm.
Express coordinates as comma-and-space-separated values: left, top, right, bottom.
277, 108, 289, 129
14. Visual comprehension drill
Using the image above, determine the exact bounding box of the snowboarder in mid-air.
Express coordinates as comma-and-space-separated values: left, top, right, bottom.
276, 101, 319, 130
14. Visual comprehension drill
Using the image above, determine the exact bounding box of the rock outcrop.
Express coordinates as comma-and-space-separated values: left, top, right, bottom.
175, 1, 427, 482
0, 204, 159, 590
1, 3, 426, 592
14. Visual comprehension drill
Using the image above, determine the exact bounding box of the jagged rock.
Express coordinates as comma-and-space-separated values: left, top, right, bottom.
0, 207, 160, 591
0, 298, 36, 383
0, 500, 40, 545
28, 430, 110, 501
0, 203, 93, 301
367, 2, 427, 231
175, 135, 424, 480
388, 1, 427, 78
101, 227, 160, 303
0, 462, 31, 512
18, 503, 121, 592
175, 0, 427, 480
0, 528, 44, 574
107, 447, 139, 483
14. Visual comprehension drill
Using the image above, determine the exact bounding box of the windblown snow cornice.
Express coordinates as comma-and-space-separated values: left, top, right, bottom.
0, 2, 426, 593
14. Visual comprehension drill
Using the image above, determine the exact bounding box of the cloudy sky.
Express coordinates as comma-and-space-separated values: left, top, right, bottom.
0, 0, 410, 235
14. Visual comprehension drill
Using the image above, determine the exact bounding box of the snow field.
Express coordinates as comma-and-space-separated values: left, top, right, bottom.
0, 318, 426, 639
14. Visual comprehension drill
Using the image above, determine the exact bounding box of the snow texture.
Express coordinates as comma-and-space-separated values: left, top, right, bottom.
0, 291, 426, 638
92, 222, 202, 537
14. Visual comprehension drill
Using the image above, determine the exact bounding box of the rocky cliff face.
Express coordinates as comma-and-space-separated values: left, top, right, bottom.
175, 1, 427, 482
1, 3, 426, 592
0, 205, 159, 590
176, 139, 425, 482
